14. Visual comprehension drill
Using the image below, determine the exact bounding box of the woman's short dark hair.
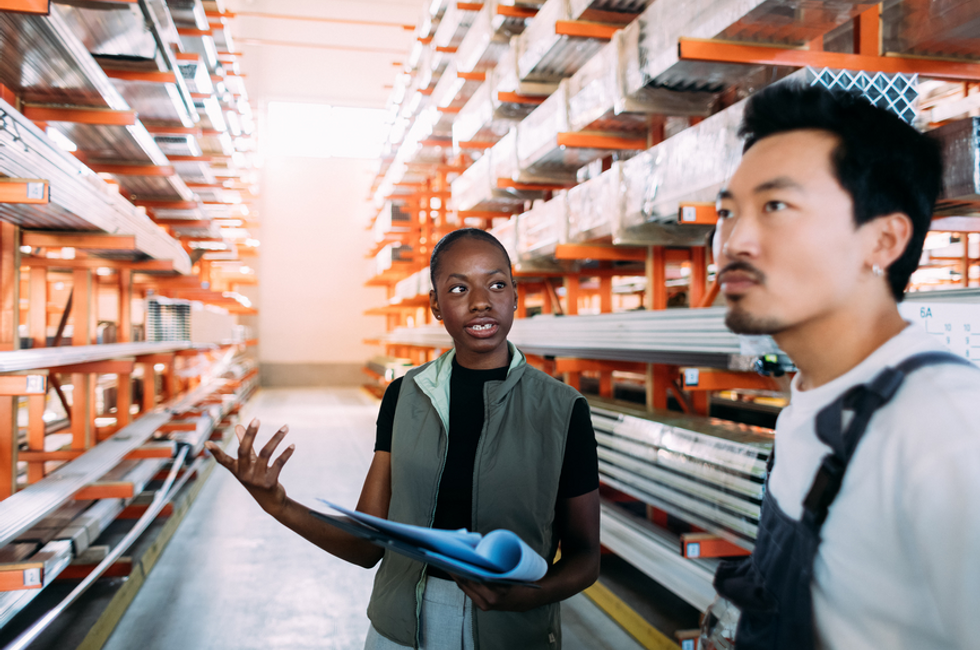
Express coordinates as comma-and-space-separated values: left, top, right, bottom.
739, 83, 943, 301
429, 228, 513, 286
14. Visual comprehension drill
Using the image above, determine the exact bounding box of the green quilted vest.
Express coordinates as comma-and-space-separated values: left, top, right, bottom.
367, 343, 583, 650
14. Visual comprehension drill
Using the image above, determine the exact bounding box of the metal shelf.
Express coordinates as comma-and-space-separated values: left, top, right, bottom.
599, 501, 718, 611
933, 117, 980, 216
0, 98, 192, 272
621, 0, 873, 114
0, 342, 198, 373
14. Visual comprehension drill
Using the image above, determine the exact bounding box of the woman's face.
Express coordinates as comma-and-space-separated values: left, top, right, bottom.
429, 238, 517, 369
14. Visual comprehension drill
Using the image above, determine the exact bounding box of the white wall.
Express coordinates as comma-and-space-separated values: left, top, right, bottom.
256, 155, 386, 381
226, 0, 419, 384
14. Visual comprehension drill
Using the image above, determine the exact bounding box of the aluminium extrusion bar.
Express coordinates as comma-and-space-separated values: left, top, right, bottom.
0, 341, 196, 373
4, 446, 191, 650
599, 501, 718, 611
0, 97, 192, 272
0, 352, 235, 548
0, 409, 174, 549
137, 0, 200, 127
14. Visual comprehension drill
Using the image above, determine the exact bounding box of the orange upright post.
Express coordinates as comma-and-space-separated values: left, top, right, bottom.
71, 269, 94, 449
0, 223, 19, 352
27, 395, 45, 484
0, 398, 14, 499
599, 275, 613, 313
853, 4, 881, 56
690, 246, 708, 308
565, 276, 579, 315
29, 266, 47, 348
646, 246, 667, 310
117, 268, 133, 426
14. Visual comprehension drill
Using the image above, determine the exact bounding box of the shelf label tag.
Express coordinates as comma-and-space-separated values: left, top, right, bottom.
681, 206, 697, 222
23, 568, 41, 587
25, 375, 45, 394
684, 368, 700, 387
26, 182, 44, 200
686, 542, 701, 558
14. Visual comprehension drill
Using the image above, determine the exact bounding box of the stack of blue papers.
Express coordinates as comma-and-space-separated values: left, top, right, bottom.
312, 500, 549, 585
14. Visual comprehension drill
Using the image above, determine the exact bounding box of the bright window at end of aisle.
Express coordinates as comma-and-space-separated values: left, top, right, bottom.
265, 102, 388, 159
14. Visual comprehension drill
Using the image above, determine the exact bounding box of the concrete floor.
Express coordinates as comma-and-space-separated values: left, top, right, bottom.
104, 388, 646, 650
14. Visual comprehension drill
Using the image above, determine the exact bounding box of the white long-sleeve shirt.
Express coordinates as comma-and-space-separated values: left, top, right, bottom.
767, 323, 980, 650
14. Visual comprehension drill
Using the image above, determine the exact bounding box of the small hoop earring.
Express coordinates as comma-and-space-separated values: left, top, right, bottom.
513, 304, 518, 311
872, 264, 884, 277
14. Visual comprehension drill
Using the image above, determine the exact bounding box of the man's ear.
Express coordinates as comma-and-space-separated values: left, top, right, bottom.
429, 289, 441, 321
868, 212, 913, 270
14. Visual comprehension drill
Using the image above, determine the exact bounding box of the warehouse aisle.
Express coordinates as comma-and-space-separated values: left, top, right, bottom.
104, 388, 646, 650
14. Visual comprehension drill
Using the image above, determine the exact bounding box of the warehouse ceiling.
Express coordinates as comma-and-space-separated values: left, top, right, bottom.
225, 0, 420, 108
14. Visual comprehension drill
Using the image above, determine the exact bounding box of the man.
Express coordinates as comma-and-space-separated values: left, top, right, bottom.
706, 83, 980, 650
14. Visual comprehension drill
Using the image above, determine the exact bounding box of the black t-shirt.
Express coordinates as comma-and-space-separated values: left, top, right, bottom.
374, 358, 599, 533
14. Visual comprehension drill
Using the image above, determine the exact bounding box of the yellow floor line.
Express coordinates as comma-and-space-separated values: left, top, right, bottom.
583, 581, 680, 650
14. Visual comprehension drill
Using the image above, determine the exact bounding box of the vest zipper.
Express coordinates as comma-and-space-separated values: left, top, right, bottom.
415, 401, 451, 649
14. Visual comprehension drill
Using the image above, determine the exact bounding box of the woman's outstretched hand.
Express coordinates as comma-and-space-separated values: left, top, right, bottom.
205, 418, 295, 518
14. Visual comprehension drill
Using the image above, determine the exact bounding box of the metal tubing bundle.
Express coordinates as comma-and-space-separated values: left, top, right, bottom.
932, 118, 980, 215
517, 0, 610, 82
621, 0, 873, 113
383, 308, 769, 368
590, 398, 773, 548
0, 342, 196, 373
0, 98, 191, 271
506, 308, 747, 366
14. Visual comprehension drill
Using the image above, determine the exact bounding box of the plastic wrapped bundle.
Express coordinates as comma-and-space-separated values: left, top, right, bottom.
517, 193, 569, 261
452, 147, 523, 212
932, 118, 980, 215
621, 0, 873, 116
455, 1, 515, 75
613, 67, 918, 245
613, 103, 742, 245
516, 0, 609, 82
433, 0, 481, 49
489, 216, 521, 263
882, 0, 980, 60
453, 131, 553, 211
517, 80, 642, 181
373, 202, 412, 243
393, 272, 422, 303
589, 398, 773, 547
375, 244, 414, 276
431, 62, 483, 111
570, 28, 710, 132
495, 37, 563, 101
454, 77, 518, 150
567, 163, 623, 242
569, 0, 651, 21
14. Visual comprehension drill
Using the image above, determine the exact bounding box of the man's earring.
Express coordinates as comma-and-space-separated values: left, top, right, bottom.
872, 264, 884, 277
513, 304, 518, 311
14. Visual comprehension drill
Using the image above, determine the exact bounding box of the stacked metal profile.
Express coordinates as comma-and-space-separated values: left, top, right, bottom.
516, 0, 636, 83
590, 398, 773, 549
517, 192, 569, 261
452, 131, 548, 211
145, 296, 192, 342
367, 356, 416, 382
621, 0, 874, 114
382, 307, 762, 368
932, 117, 980, 215
0, 98, 191, 271
0, 350, 247, 627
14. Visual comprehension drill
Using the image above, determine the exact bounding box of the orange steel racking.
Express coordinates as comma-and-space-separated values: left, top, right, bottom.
366, 2, 980, 410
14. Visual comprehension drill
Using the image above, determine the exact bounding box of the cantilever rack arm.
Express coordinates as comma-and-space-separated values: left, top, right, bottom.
0, 351, 235, 548
137, 0, 199, 125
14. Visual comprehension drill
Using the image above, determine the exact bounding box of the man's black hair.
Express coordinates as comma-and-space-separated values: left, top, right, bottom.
429, 228, 513, 286
739, 83, 943, 301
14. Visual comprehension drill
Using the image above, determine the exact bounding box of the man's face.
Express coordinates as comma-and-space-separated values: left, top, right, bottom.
715, 129, 872, 336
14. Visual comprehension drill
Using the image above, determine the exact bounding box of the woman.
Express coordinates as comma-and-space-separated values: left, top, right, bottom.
207, 228, 600, 650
